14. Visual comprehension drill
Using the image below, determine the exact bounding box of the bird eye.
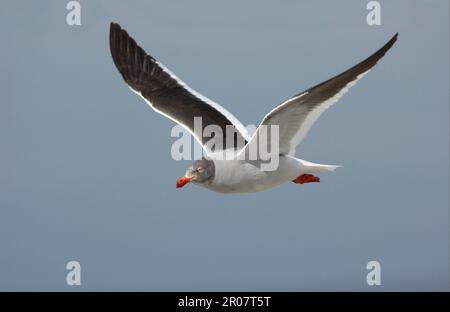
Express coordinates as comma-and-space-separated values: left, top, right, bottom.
198, 168, 204, 173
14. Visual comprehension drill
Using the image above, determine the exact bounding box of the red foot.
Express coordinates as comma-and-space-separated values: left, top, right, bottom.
292, 174, 320, 184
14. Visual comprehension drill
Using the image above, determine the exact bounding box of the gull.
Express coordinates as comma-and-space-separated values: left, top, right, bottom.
109, 22, 397, 193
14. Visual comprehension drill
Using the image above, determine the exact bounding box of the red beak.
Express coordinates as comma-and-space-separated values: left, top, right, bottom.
176, 176, 192, 188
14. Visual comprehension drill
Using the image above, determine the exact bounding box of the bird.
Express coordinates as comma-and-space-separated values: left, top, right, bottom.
109, 22, 397, 193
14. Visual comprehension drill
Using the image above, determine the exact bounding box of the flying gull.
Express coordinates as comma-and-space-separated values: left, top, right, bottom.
109, 22, 397, 193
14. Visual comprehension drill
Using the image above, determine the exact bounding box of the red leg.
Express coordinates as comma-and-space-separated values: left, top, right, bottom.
292, 174, 320, 184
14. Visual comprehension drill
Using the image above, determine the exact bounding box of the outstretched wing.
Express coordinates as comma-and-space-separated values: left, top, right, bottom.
109, 23, 249, 152
240, 33, 398, 157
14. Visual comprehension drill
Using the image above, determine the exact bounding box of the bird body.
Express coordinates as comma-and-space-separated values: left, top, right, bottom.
203, 155, 338, 193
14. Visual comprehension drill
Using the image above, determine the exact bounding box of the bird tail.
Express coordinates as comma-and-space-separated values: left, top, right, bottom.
298, 159, 342, 173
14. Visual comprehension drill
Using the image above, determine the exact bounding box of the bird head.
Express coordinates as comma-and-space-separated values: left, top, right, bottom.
176, 158, 215, 188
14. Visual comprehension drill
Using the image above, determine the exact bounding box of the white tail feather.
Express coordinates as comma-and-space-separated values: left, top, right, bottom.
298, 159, 342, 173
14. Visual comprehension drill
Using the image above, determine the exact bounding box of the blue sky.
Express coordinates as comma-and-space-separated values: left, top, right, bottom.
0, 0, 448, 290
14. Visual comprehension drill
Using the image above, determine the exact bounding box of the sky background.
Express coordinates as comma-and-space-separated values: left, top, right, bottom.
0, 0, 448, 291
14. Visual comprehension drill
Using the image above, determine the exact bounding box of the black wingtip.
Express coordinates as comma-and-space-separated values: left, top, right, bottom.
108, 20, 161, 91
381, 32, 399, 52
109, 22, 124, 45
109, 22, 123, 45
390, 32, 399, 45
109, 22, 135, 83
358, 32, 398, 72
384, 32, 399, 52
109, 22, 118, 36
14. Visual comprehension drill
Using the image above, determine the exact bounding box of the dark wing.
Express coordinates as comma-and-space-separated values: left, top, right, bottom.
240, 33, 398, 157
109, 23, 249, 152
